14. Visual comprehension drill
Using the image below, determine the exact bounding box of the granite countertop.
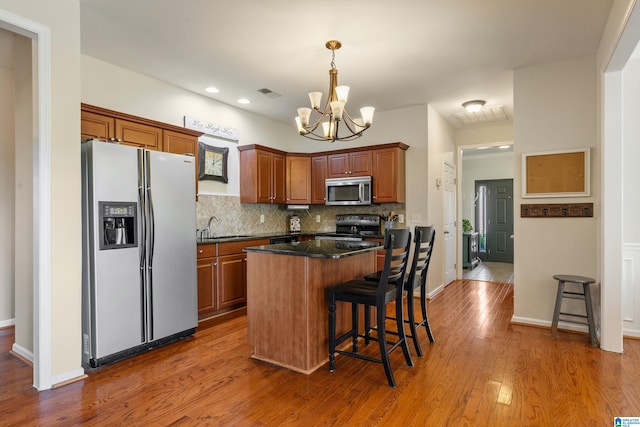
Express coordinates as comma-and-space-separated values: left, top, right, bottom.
196, 232, 315, 244
243, 239, 382, 259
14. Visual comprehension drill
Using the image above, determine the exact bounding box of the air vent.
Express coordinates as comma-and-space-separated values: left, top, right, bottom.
257, 88, 282, 98
454, 105, 508, 126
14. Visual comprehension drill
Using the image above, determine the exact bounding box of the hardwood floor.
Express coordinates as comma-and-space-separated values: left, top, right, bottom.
2, 279, 640, 426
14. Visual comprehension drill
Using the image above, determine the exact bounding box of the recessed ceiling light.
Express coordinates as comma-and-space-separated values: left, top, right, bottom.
205, 86, 219, 93
238, 98, 250, 104
477, 146, 489, 150
499, 145, 511, 149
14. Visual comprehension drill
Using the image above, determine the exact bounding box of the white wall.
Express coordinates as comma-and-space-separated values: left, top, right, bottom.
461, 153, 514, 226
1, 0, 83, 387
0, 28, 15, 326
426, 105, 457, 293
512, 56, 600, 331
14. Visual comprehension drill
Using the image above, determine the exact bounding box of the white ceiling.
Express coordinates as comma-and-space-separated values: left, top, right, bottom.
79, 0, 613, 131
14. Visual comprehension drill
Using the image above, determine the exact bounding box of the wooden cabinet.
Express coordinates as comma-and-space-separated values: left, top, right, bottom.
217, 253, 247, 309
81, 110, 114, 140
372, 144, 407, 203
115, 119, 163, 150
196, 238, 269, 320
196, 244, 217, 317
239, 145, 287, 204
239, 142, 407, 205
81, 104, 202, 196
327, 150, 372, 177
286, 155, 311, 204
311, 155, 328, 204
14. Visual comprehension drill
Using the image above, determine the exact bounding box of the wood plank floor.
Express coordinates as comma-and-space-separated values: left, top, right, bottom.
2, 279, 640, 426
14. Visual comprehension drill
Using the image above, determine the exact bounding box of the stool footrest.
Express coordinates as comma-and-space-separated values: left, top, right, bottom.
562, 292, 587, 300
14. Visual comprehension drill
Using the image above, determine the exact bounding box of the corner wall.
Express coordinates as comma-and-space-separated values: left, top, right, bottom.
512, 56, 600, 330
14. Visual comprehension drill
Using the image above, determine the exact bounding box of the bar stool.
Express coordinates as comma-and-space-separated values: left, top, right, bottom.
551, 274, 597, 347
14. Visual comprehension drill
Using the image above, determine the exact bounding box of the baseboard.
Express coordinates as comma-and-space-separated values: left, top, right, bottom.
52, 368, 87, 389
0, 318, 15, 328
510, 315, 590, 334
11, 342, 33, 364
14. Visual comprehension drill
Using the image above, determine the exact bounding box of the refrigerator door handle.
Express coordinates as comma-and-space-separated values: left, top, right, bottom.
138, 149, 148, 342
145, 150, 155, 340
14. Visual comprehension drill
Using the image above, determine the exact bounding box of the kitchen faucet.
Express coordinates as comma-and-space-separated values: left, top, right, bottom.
207, 215, 220, 236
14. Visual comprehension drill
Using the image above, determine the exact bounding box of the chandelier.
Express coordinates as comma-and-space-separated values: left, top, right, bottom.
295, 40, 375, 142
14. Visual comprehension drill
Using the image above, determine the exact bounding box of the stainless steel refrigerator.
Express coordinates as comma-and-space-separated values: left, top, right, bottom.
81, 139, 197, 368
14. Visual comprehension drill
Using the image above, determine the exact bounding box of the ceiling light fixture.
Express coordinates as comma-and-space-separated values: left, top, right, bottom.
462, 100, 486, 113
295, 40, 374, 142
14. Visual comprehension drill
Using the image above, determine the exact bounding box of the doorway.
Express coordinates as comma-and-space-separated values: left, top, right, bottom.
475, 179, 514, 263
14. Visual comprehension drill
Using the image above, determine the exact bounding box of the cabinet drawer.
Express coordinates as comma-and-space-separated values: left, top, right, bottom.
218, 239, 269, 256
197, 244, 217, 258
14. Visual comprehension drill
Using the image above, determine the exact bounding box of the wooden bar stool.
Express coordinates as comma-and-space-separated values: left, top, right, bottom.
551, 274, 597, 347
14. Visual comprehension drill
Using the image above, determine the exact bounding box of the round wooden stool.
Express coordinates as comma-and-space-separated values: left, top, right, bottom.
551, 274, 597, 347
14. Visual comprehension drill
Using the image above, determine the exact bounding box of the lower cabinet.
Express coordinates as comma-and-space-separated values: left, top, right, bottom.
196, 239, 269, 320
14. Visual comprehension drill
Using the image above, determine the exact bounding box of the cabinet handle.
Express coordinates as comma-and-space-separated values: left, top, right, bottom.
198, 249, 204, 254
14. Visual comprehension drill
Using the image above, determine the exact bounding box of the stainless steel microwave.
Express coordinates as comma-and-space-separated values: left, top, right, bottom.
325, 176, 372, 206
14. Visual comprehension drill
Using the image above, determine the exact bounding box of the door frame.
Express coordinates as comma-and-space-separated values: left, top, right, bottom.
0, 9, 52, 391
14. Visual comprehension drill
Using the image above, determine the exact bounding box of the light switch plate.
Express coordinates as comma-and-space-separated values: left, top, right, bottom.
260, 214, 265, 223
316, 215, 321, 223
398, 214, 404, 224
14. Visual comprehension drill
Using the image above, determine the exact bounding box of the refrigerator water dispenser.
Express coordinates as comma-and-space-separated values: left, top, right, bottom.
99, 201, 137, 249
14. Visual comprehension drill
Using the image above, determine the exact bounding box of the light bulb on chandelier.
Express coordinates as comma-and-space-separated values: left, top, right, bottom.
295, 40, 375, 142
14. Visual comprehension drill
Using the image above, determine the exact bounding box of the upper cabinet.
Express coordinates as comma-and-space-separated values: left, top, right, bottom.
286, 155, 312, 204
80, 104, 203, 196
327, 150, 372, 178
238, 142, 408, 205
372, 144, 408, 203
239, 145, 286, 204
311, 155, 328, 205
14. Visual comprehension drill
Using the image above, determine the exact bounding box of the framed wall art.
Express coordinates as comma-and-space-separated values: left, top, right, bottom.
522, 148, 590, 198
198, 142, 229, 183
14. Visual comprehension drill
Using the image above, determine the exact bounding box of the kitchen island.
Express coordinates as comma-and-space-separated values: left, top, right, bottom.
244, 239, 381, 374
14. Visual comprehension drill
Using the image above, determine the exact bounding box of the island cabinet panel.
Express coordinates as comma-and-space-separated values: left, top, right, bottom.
286, 155, 311, 204
246, 251, 375, 374
372, 145, 406, 203
311, 155, 328, 204
327, 150, 372, 178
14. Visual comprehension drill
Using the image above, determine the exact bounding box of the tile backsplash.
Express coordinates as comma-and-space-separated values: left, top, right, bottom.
196, 195, 405, 236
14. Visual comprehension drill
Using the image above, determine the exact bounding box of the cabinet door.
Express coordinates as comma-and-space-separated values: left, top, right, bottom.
256, 150, 273, 203
272, 153, 287, 204
197, 257, 217, 316
81, 111, 114, 140
348, 151, 372, 176
327, 153, 349, 177
372, 147, 405, 203
217, 253, 247, 309
115, 119, 163, 150
286, 156, 311, 204
311, 155, 328, 204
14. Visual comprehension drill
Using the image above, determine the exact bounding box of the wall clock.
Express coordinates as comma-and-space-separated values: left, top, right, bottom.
198, 142, 229, 183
